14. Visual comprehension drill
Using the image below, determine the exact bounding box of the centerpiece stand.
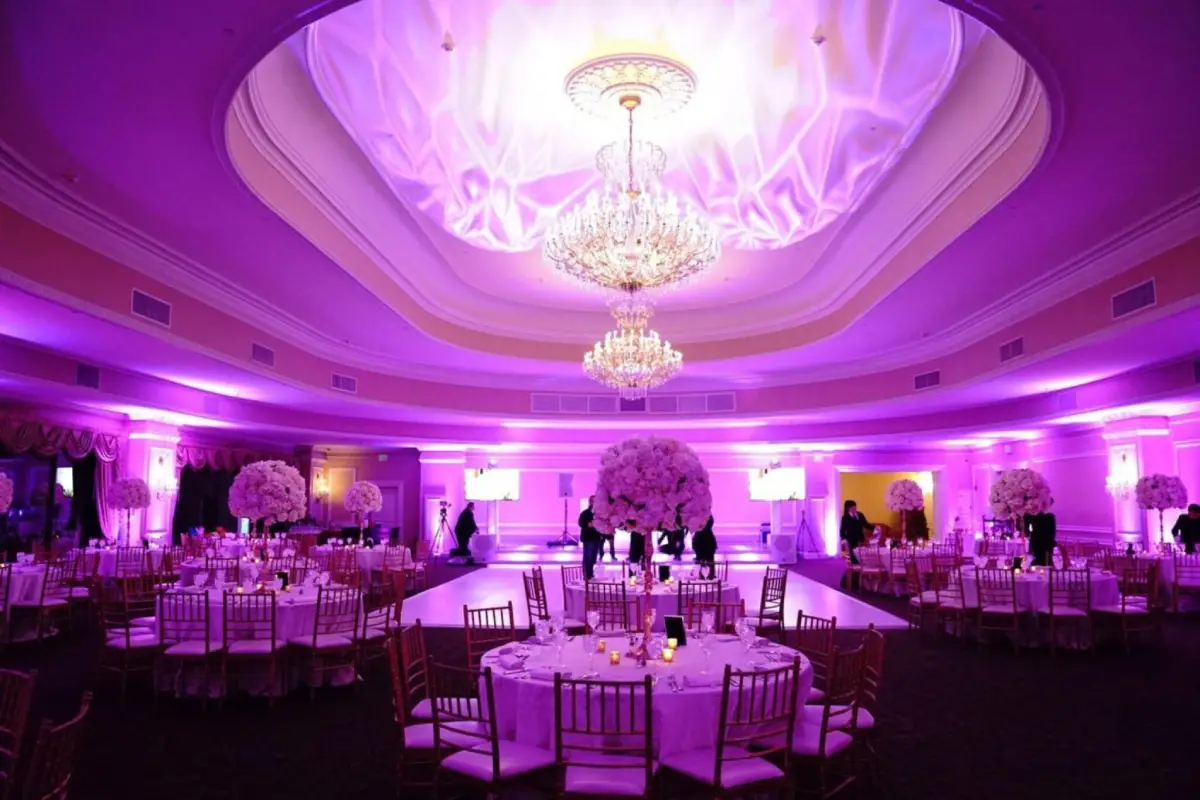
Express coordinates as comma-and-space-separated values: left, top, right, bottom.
628, 535, 656, 665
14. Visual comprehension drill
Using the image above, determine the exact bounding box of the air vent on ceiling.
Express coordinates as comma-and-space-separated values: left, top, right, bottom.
74, 363, 100, 390
330, 373, 358, 394
999, 337, 1025, 363
530, 394, 560, 413
559, 395, 589, 414
705, 392, 737, 413
914, 370, 941, 391
130, 289, 172, 327
1111, 279, 1156, 319
251, 343, 275, 368
648, 395, 679, 414
619, 397, 646, 413
529, 391, 739, 415
587, 395, 618, 414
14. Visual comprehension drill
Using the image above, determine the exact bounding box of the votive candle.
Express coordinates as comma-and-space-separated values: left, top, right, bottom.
666, 637, 678, 650
662, 648, 675, 663
609, 650, 621, 665
597, 639, 607, 652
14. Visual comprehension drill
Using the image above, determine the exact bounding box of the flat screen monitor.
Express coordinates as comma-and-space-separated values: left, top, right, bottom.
749, 467, 806, 501
464, 468, 520, 501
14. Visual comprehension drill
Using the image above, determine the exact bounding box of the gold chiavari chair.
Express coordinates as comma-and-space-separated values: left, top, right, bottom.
289, 585, 361, 702
98, 576, 160, 706
856, 547, 888, 594
359, 573, 399, 673
400, 620, 478, 720
522, 567, 550, 634
406, 540, 430, 592
1043, 568, 1093, 653
205, 557, 239, 585
583, 581, 634, 634
221, 590, 283, 707
1171, 551, 1200, 614
686, 599, 745, 634
661, 659, 801, 798
749, 566, 787, 641
792, 644, 864, 798
554, 675, 655, 799
431, 663, 554, 796
463, 602, 517, 668
385, 636, 458, 790
20, 691, 92, 800
383, 543, 411, 572
115, 546, 146, 577
905, 560, 938, 633
973, 567, 1021, 653
1094, 559, 1160, 655
793, 610, 837, 705
0, 565, 10, 643
676, 579, 722, 617
157, 590, 221, 706
264, 553, 296, 585
11, 560, 73, 643
695, 559, 729, 582
0, 668, 36, 797
931, 561, 967, 638
330, 549, 360, 588
561, 564, 585, 597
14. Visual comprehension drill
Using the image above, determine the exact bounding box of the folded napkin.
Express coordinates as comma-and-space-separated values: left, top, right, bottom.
496, 655, 525, 670
497, 645, 515, 656
529, 667, 572, 682
682, 673, 721, 688
526, 635, 550, 645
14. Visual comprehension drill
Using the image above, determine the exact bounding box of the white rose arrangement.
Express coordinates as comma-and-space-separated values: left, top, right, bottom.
0, 472, 13, 514
1135, 474, 1189, 542
989, 468, 1053, 534
228, 460, 307, 527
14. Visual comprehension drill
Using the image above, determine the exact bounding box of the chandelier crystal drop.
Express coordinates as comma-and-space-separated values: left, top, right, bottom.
583, 318, 683, 400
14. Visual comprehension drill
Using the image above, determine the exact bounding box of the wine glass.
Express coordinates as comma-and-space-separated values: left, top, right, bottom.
699, 609, 716, 673
534, 618, 550, 644
554, 621, 568, 667
739, 618, 756, 658
586, 609, 601, 635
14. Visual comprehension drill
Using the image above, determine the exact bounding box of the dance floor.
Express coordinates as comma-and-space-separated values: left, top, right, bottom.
401, 562, 907, 630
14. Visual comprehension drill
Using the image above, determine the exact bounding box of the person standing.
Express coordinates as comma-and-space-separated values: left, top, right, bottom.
628, 529, 646, 567
693, 515, 718, 577
579, 496, 601, 579
1028, 511, 1057, 566
839, 500, 870, 589
1172, 504, 1200, 554
453, 501, 478, 556
600, 529, 617, 561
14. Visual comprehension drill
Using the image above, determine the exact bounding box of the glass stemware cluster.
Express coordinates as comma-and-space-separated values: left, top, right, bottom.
698, 609, 716, 673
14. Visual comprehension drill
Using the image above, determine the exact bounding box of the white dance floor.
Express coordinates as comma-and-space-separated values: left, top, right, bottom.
401, 564, 907, 631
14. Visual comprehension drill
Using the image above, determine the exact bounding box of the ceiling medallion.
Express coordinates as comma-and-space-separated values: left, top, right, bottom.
545, 55, 721, 296
583, 314, 683, 401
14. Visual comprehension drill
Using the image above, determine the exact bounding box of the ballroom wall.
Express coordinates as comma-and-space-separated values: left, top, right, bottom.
320, 449, 422, 546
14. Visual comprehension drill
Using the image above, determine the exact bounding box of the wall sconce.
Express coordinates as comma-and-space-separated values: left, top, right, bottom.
1105, 452, 1137, 501
312, 473, 330, 502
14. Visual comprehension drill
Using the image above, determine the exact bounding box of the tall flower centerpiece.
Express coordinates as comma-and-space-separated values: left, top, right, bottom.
344, 480, 383, 540
228, 460, 307, 535
1134, 474, 1188, 545
593, 436, 712, 662
988, 468, 1053, 539
0, 472, 13, 514
107, 477, 151, 545
885, 478, 925, 542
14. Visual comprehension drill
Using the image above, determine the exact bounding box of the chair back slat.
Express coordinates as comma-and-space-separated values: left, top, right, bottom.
686, 599, 744, 633
463, 602, 516, 667
676, 580, 721, 616
583, 581, 634, 633
222, 590, 277, 647
0, 669, 36, 771
399, 620, 430, 712
21, 692, 92, 800
523, 567, 550, 629
554, 675, 654, 796
711, 660, 801, 790
159, 590, 213, 651
310, 586, 360, 641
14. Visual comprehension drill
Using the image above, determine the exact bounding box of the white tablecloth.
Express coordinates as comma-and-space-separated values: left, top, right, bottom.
968, 538, 1028, 558
310, 545, 409, 574
484, 636, 812, 759
960, 569, 1120, 612
564, 580, 740, 633
87, 548, 166, 577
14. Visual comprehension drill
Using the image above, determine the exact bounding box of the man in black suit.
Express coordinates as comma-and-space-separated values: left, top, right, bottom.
579, 496, 601, 579
1173, 504, 1200, 554
453, 501, 477, 556
1028, 512, 1057, 566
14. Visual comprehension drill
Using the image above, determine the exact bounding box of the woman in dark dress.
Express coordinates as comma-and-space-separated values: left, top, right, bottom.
692, 515, 718, 577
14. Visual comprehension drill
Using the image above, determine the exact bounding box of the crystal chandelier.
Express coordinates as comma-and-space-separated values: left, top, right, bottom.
584, 311, 682, 400
544, 55, 721, 295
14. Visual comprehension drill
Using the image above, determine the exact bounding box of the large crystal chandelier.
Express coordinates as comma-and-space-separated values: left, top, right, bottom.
584, 309, 683, 400
544, 56, 721, 295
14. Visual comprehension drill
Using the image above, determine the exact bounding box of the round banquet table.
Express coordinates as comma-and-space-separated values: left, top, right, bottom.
88, 547, 166, 577
960, 568, 1120, 612
483, 636, 813, 759
563, 579, 740, 633
177, 558, 317, 588
968, 537, 1028, 558
153, 584, 363, 696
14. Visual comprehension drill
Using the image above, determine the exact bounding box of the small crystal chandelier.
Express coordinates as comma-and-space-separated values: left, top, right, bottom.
583, 308, 682, 400
544, 55, 721, 295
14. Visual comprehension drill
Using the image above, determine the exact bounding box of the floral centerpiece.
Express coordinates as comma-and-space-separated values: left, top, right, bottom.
228, 460, 307, 533
885, 478, 925, 542
1134, 474, 1188, 544
988, 468, 1053, 538
0, 472, 13, 514
594, 436, 712, 662
107, 477, 151, 544
344, 480, 383, 537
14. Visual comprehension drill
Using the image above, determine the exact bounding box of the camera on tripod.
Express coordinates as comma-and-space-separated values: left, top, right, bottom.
438, 500, 449, 521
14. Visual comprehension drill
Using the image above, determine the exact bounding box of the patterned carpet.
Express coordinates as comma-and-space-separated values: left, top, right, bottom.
1, 560, 1198, 799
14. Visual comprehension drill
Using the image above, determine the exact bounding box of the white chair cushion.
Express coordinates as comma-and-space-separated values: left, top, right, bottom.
288, 633, 355, 649
403, 721, 488, 750
661, 746, 783, 788
357, 627, 389, 642
804, 688, 825, 705
1047, 606, 1088, 617
53, 587, 91, 599
105, 633, 160, 650
13, 597, 67, 609
565, 753, 654, 797
937, 600, 964, 609
228, 638, 288, 655
1093, 604, 1151, 615
746, 612, 781, 628
412, 697, 480, 720
563, 618, 586, 629
791, 719, 854, 757
803, 704, 875, 731
979, 604, 1017, 615
130, 616, 157, 628
439, 740, 555, 780
164, 640, 219, 657
910, 591, 938, 605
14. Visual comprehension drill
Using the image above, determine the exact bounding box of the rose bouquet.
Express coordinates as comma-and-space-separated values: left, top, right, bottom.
229, 460, 307, 529
345, 480, 383, 534
1135, 474, 1188, 543
0, 472, 13, 514
108, 477, 151, 544
885, 477, 925, 541
989, 468, 1053, 536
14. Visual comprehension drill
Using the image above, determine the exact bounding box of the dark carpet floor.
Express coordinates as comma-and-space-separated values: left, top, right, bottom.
2, 559, 1198, 799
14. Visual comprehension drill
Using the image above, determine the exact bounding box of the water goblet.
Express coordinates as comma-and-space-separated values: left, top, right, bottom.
554, 622, 568, 667
534, 618, 550, 644
586, 609, 600, 635
699, 628, 714, 674
583, 631, 597, 677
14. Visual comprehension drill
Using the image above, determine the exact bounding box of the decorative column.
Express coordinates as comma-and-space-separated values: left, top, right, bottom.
419, 449, 466, 554
125, 421, 181, 544
1103, 416, 1173, 547
295, 446, 329, 523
